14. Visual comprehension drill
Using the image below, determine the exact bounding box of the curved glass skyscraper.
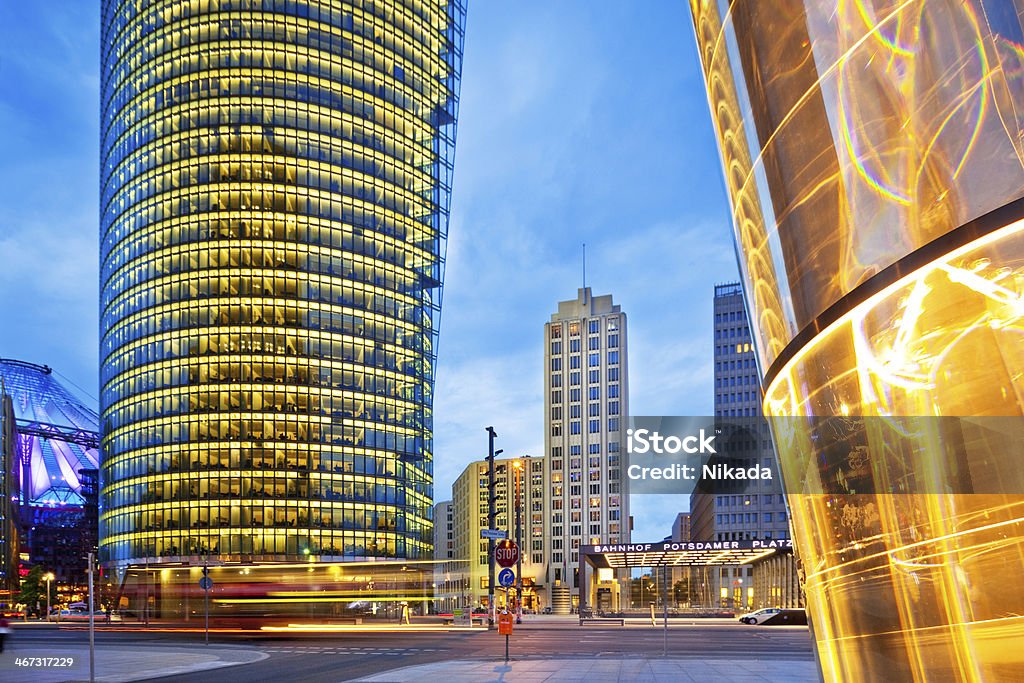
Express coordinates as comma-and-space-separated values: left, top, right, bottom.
99, 1, 464, 571
690, 1, 1024, 680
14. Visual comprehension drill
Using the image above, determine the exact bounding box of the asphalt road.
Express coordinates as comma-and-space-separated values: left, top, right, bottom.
9, 621, 815, 682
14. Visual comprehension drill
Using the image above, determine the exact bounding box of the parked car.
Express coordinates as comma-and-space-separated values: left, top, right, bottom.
68, 610, 95, 623
542, 607, 552, 614
739, 608, 782, 625
48, 608, 122, 623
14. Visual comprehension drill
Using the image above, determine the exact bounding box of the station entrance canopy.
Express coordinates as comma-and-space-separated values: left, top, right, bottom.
581, 539, 792, 570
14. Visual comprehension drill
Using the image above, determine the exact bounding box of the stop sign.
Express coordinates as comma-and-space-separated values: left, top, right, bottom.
495, 539, 519, 568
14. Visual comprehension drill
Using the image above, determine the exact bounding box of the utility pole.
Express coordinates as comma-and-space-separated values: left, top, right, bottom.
489, 428, 501, 630
43, 572, 54, 621
87, 552, 95, 682
514, 459, 523, 624
662, 563, 669, 657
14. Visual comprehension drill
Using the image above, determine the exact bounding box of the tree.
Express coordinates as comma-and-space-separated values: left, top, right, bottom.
17, 566, 49, 616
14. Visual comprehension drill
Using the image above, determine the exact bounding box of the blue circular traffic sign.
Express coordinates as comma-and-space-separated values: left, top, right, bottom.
199, 576, 213, 590
498, 568, 516, 587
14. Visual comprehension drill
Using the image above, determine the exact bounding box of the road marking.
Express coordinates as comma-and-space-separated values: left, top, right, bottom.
265, 646, 443, 655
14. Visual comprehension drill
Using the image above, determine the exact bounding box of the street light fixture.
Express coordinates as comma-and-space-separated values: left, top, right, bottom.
43, 572, 55, 622
512, 459, 523, 623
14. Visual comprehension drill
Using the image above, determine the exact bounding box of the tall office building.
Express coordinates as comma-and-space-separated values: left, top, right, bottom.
432, 500, 454, 563
694, 283, 788, 542
431, 499, 460, 612
690, 283, 792, 609
671, 513, 690, 543
543, 288, 628, 606
99, 2, 466, 572
451, 456, 546, 610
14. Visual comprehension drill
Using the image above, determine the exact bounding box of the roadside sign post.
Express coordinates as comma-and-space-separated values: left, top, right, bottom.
494, 541, 519, 616
497, 611, 514, 662
87, 552, 95, 683
485, 428, 500, 629
498, 569, 515, 618
662, 565, 668, 657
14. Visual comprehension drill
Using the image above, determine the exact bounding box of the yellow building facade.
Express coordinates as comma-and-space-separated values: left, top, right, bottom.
451, 457, 547, 611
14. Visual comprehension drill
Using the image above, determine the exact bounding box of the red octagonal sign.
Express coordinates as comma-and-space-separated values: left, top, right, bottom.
495, 539, 519, 568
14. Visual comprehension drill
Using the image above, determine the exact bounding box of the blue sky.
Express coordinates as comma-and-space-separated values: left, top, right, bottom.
0, 2, 738, 541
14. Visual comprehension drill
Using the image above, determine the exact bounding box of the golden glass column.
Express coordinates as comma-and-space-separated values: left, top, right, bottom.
689, 1, 1024, 680
99, 1, 465, 572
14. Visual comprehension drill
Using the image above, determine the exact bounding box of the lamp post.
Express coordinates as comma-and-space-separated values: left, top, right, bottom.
43, 572, 55, 621
485, 427, 499, 628
513, 459, 523, 623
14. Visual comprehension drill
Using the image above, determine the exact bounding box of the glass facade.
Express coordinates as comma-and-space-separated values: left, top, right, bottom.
690, 1, 1024, 681
99, 0, 465, 570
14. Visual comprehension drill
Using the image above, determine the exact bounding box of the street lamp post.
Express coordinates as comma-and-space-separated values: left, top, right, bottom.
43, 572, 55, 622
485, 427, 500, 628
513, 459, 523, 624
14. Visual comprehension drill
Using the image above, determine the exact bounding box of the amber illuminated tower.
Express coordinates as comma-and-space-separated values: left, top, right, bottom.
99, 1, 465, 571
690, 1, 1024, 681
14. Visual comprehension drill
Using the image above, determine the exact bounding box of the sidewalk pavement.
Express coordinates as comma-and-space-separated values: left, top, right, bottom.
0, 644, 267, 682
350, 658, 821, 682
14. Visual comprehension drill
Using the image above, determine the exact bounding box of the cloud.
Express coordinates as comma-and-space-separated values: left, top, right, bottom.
433, 349, 544, 500
0, 3, 101, 394
453, 5, 609, 207
0, 227, 98, 392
